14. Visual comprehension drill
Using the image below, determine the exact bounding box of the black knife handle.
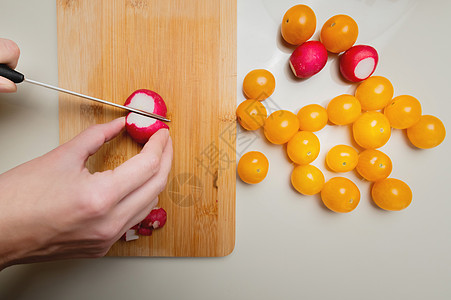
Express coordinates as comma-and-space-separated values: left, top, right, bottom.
0, 64, 24, 83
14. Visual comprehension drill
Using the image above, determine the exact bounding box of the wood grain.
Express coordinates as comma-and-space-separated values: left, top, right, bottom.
57, 0, 236, 257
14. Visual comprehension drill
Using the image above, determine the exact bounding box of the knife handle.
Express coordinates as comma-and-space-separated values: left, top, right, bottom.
0, 64, 25, 83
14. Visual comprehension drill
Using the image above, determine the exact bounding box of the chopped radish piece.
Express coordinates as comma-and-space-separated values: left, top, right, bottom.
149, 207, 167, 229
137, 227, 153, 236
339, 45, 378, 82
122, 229, 139, 241
124, 89, 169, 144
141, 207, 167, 229
122, 208, 168, 241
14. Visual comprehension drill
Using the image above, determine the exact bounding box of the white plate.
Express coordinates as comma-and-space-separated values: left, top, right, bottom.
236, 0, 451, 297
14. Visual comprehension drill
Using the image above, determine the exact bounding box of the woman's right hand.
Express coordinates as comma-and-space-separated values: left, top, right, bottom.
0, 38, 21, 93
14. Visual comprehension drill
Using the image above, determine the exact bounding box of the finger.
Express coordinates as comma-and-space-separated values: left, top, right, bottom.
0, 76, 17, 93
0, 39, 20, 68
61, 117, 125, 163
106, 129, 170, 200
112, 136, 172, 228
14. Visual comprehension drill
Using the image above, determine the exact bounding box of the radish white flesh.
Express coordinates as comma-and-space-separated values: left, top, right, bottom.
127, 93, 156, 126
123, 229, 139, 241
354, 57, 376, 79
127, 112, 158, 129
339, 45, 378, 82
124, 89, 169, 144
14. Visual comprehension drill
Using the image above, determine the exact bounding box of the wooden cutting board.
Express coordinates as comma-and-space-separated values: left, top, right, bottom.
56, 0, 236, 257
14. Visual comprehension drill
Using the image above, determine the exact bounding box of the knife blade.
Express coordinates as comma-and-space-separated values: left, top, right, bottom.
0, 64, 170, 122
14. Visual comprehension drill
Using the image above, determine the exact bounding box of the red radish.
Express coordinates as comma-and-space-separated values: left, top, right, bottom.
289, 41, 328, 78
149, 207, 167, 229
122, 229, 139, 241
122, 208, 167, 241
137, 227, 153, 236
124, 89, 169, 144
141, 207, 167, 229
339, 45, 378, 82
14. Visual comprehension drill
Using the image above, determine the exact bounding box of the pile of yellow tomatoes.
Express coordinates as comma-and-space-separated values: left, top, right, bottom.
236, 5, 446, 213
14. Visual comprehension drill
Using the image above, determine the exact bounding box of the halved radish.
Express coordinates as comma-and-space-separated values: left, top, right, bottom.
289, 40, 328, 78
339, 45, 378, 82
124, 89, 169, 144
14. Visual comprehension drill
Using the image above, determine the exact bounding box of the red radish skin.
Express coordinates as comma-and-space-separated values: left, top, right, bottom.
339, 45, 379, 82
123, 208, 168, 241
147, 207, 167, 229
138, 227, 153, 236
140, 207, 167, 229
124, 89, 169, 144
289, 41, 328, 78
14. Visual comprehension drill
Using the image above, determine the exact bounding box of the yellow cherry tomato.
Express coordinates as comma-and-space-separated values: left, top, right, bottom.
407, 115, 446, 149
372, 178, 412, 211
264, 110, 300, 144
326, 145, 358, 172
321, 177, 360, 213
236, 99, 267, 130
297, 104, 328, 132
291, 164, 325, 195
237, 151, 269, 184
356, 149, 392, 182
320, 14, 358, 53
355, 76, 394, 111
327, 94, 361, 125
242, 69, 275, 101
287, 131, 320, 165
352, 111, 391, 149
281, 4, 316, 45
384, 95, 422, 129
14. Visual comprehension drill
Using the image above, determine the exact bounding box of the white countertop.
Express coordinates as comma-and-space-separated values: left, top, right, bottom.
1, 0, 450, 299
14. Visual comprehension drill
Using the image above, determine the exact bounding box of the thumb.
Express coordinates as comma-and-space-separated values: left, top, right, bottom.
0, 76, 17, 93
62, 117, 125, 162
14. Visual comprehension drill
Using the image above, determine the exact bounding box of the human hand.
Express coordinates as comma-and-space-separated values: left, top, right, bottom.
0, 117, 173, 270
0, 38, 20, 93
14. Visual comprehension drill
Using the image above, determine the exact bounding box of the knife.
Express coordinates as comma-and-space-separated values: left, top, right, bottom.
0, 64, 170, 122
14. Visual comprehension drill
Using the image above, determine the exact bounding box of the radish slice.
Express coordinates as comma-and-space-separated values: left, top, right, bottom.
124, 89, 169, 144
122, 229, 139, 241
339, 45, 379, 82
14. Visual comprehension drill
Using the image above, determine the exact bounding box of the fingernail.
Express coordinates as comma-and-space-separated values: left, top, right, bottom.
158, 128, 169, 134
